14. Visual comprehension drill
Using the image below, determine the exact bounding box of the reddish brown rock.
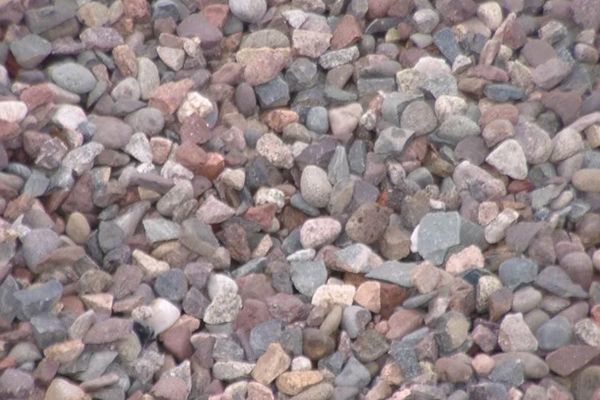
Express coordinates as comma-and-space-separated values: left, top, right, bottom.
159, 323, 194, 361
149, 79, 195, 115
236, 47, 292, 86
546, 345, 600, 377
386, 308, 423, 340
261, 109, 299, 132
331, 15, 363, 50
123, 0, 150, 20
541, 90, 582, 125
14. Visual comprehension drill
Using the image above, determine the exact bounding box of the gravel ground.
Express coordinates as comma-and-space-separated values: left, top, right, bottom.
1, 0, 600, 399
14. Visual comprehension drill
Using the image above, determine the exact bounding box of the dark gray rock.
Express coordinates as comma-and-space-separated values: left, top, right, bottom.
498, 257, 539, 290
31, 313, 67, 349
154, 269, 188, 302
255, 75, 290, 108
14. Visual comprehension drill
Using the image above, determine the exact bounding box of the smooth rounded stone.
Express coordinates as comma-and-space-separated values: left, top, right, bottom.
300, 165, 332, 208
48, 62, 97, 94
573, 366, 600, 400
572, 169, 600, 192
551, 127, 585, 163
229, 0, 266, 23
492, 352, 549, 379
0, 101, 27, 124
300, 217, 342, 248
235, 83, 257, 116
438, 115, 481, 145
485, 139, 528, 180
241, 29, 290, 49
532, 58, 573, 90
111, 77, 141, 101
400, 100, 437, 135
512, 286, 542, 313
498, 313, 539, 352
64, 212, 90, 244
306, 106, 329, 134
256, 133, 293, 170
138, 298, 180, 334
291, 260, 327, 297
546, 345, 600, 377
490, 358, 524, 387
435, 354, 473, 383
477, 1, 503, 30
213, 361, 255, 381
328, 102, 362, 142
345, 202, 390, 244
9, 34, 52, 68
413, 9, 440, 33
535, 316, 573, 352
498, 257, 538, 290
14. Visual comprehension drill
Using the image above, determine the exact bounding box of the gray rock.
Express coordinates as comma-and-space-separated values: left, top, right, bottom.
214, 337, 245, 361
483, 84, 525, 102
31, 313, 67, 349
179, 217, 220, 257
154, 269, 188, 302
143, 218, 181, 244
490, 359, 525, 387
485, 139, 528, 180
137, 57, 160, 100
21, 229, 60, 270
535, 266, 588, 298
381, 92, 422, 126
98, 221, 125, 253
291, 260, 327, 297
348, 140, 367, 175
365, 261, 416, 287
342, 306, 371, 339
319, 46, 360, 69
328, 145, 350, 185
498, 257, 539, 290
13, 279, 63, 320
125, 108, 165, 137
438, 115, 481, 146
433, 27, 462, 63
9, 34, 52, 68
307, 106, 329, 134
229, 0, 266, 23
401, 100, 437, 135
389, 341, 422, 379
0, 369, 34, 399
48, 62, 97, 94
89, 115, 133, 150
25, 0, 78, 34
232, 257, 268, 278
300, 165, 332, 208
536, 316, 573, 351
285, 58, 318, 92
0, 276, 19, 323
255, 75, 290, 108
334, 357, 371, 388
435, 311, 470, 355
374, 127, 414, 157
250, 319, 282, 357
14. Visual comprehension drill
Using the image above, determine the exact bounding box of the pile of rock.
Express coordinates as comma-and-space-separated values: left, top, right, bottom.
1, 0, 600, 399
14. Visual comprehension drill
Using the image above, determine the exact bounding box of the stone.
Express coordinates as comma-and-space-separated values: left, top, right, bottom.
48, 62, 96, 94
311, 283, 356, 308
196, 195, 235, 224
345, 202, 390, 244
573, 366, 600, 400
213, 361, 255, 380
374, 127, 414, 157
485, 139, 528, 180
256, 133, 293, 169
292, 30, 332, 58
498, 313, 538, 352
291, 260, 327, 297
572, 169, 600, 192
532, 58, 573, 89
300, 165, 332, 208
13, 279, 63, 320
84, 318, 132, 344
252, 343, 291, 385
331, 15, 362, 50
276, 370, 323, 395
401, 100, 437, 135
546, 345, 600, 377
9, 34, 52, 69
335, 357, 371, 388
535, 266, 588, 298
536, 316, 573, 352
438, 115, 480, 145
229, 0, 266, 23
45, 378, 89, 400
498, 258, 538, 290
236, 47, 292, 86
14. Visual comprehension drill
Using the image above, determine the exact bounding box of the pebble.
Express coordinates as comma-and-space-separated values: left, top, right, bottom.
300, 165, 332, 208
345, 202, 390, 244
572, 168, 600, 192
48, 62, 97, 94
485, 139, 528, 180
9, 34, 52, 69
300, 217, 342, 248
229, 0, 267, 23
498, 313, 539, 352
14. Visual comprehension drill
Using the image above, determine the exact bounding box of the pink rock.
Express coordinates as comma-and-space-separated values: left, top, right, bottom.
292, 30, 331, 58
331, 15, 362, 50
236, 48, 292, 86
386, 308, 423, 340
149, 79, 195, 115
445, 245, 485, 275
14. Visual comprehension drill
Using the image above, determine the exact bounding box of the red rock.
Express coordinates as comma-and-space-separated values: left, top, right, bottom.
180, 114, 213, 144
211, 62, 244, 85
435, 0, 477, 23
546, 345, 600, 377
19, 84, 55, 110
266, 293, 307, 323
331, 15, 362, 50
235, 298, 271, 332
177, 13, 223, 49
521, 39, 557, 67
201, 4, 229, 29
479, 104, 519, 126
149, 79, 195, 115
368, 0, 393, 18
503, 18, 527, 49
237, 274, 276, 301
159, 323, 194, 361
175, 143, 207, 171
197, 152, 225, 180
151, 375, 188, 400
0, 121, 20, 142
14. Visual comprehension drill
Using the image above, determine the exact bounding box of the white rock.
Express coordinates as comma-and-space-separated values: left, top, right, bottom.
256, 133, 294, 169
485, 139, 528, 180
311, 283, 356, 308
196, 195, 236, 224
207, 274, 238, 300
132, 249, 169, 279
0, 100, 27, 123
177, 91, 213, 122
145, 298, 181, 334
157, 46, 185, 71
300, 217, 342, 249
52, 104, 87, 130
477, 1, 503, 30
125, 132, 153, 163
484, 208, 519, 244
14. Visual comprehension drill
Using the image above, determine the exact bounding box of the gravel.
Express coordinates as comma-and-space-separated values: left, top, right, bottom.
2, 0, 600, 399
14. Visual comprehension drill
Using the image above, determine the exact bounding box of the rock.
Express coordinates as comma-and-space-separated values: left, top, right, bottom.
45, 378, 89, 400
292, 30, 332, 58
328, 103, 362, 142
311, 283, 356, 308
573, 366, 600, 400
48, 62, 96, 94
196, 195, 235, 224
84, 318, 132, 344
532, 58, 573, 89
575, 319, 600, 347
572, 169, 600, 192
374, 127, 414, 156
536, 316, 573, 352
236, 47, 292, 86
213, 361, 255, 380
13, 279, 63, 320
331, 15, 362, 50
498, 257, 538, 290
485, 139, 528, 180
435, 354, 473, 383
438, 115, 481, 145
229, 0, 266, 23
276, 370, 323, 395
335, 357, 371, 388
9, 34, 52, 68
489, 359, 524, 387
498, 313, 539, 352
546, 345, 600, 377
401, 100, 438, 135
345, 202, 390, 244
256, 133, 294, 169
300, 165, 332, 208
0, 369, 34, 399
535, 266, 588, 298
551, 128, 585, 162
252, 343, 291, 385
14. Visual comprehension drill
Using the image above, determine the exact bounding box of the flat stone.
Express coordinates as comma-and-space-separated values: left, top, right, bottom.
291, 260, 327, 297
546, 345, 600, 377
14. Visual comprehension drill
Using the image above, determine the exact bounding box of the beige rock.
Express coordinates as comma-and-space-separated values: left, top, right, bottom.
445, 245, 485, 275
252, 343, 291, 385
45, 378, 90, 400
44, 340, 85, 364
276, 370, 323, 396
